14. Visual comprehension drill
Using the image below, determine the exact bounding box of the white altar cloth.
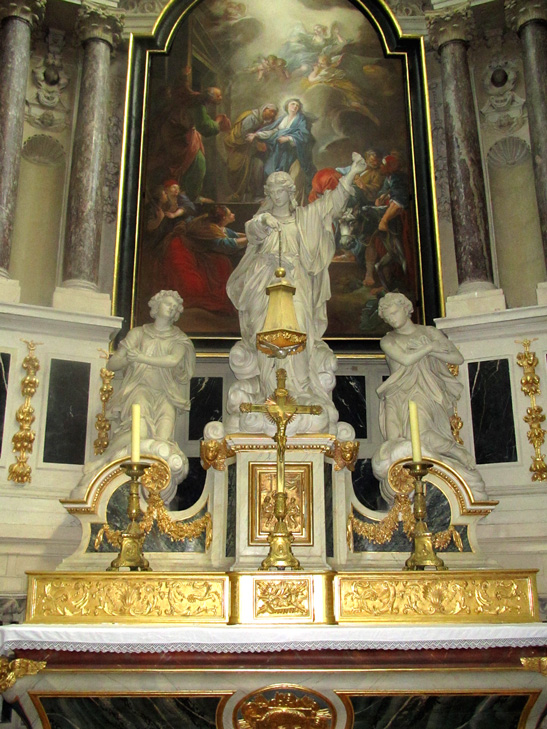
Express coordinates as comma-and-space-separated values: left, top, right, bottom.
2, 624, 547, 655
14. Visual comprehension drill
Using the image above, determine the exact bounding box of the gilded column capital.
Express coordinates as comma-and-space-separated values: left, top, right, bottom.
76, 3, 124, 49
505, 0, 547, 32
426, 4, 474, 51
0, 0, 45, 27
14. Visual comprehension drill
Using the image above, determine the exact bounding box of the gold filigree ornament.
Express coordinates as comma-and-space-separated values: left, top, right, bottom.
200, 438, 235, 470
93, 349, 114, 455
520, 656, 547, 675
94, 461, 212, 553
0, 656, 46, 692
8, 339, 42, 484
346, 462, 463, 553
516, 338, 547, 481
255, 579, 310, 616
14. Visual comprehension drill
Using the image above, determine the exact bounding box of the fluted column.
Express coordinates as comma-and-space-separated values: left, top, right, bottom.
0, 0, 45, 301
427, 5, 506, 316
506, 0, 547, 263
54, 4, 123, 315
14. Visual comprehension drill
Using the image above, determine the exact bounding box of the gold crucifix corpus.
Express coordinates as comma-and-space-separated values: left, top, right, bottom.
240, 367, 322, 570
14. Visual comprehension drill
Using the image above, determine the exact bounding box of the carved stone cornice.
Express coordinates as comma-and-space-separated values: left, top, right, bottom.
505, 0, 547, 32
75, 3, 124, 49
426, 3, 474, 51
0, 0, 45, 28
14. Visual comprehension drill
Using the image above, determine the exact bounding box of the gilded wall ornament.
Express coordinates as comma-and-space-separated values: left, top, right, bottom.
516, 338, 547, 481
200, 438, 235, 470
520, 656, 547, 675
0, 656, 46, 693
94, 350, 114, 455
326, 439, 359, 471
255, 579, 310, 617
8, 340, 42, 484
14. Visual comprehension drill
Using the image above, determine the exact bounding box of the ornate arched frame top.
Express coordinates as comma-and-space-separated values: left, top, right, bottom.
113, 0, 442, 351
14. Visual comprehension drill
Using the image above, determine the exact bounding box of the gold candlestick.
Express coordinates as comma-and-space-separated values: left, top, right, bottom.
107, 461, 151, 572
240, 368, 321, 571
403, 461, 447, 571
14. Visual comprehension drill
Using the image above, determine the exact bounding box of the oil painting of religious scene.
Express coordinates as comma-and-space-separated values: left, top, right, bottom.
134, 0, 420, 341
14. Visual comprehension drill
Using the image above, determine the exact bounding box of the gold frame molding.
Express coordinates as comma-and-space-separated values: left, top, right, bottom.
248, 462, 313, 546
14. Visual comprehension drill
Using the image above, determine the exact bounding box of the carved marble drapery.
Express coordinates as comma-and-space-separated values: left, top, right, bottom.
506, 0, 547, 263
427, 5, 495, 292
61, 5, 123, 290
0, 0, 46, 278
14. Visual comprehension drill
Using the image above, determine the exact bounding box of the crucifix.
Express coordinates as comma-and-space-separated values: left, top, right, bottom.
240, 367, 322, 570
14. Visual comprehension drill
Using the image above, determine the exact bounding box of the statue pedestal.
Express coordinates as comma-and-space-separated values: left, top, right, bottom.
226, 434, 337, 573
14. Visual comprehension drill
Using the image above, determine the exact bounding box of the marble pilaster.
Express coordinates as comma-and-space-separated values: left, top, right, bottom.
427, 5, 505, 317
54, 4, 123, 315
506, 0, 547, 269
0, 0, 45, 302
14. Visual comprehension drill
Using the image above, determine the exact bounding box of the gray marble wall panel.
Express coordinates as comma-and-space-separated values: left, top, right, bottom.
324, 463, 333, 558
0, 352, 10, 458
468, 359, 517, 464
226, 463, 236, 558
40, 695, 221, 729
349, 693, 529, 729
43, 359, 90, 465
172, 456, 206, 511
352, 459, 387, 511
333, 375, 367, 438
189, 376, 223, 441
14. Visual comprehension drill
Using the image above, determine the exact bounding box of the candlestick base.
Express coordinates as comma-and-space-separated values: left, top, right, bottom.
107, 461, 151, 572
260, 492, 302, 571
403, 461, 447, 572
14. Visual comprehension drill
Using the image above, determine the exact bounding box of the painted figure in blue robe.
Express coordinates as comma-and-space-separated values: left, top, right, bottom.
247, 98, 316, 200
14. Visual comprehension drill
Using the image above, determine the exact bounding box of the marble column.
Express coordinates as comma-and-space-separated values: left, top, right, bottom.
427, 4, 506, 317
0, 0, 45, 302
53, 4, 123, 316
506, 0, 547, 302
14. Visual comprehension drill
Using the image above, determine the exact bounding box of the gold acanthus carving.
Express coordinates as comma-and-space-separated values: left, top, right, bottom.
200, 438, 235, 470
8, 340, 42, 484
255, 579, 310, 617
94, 350, 114, 455
0, 656, 46, 692
34, 576, 226, 619
339, 576, 525, 619
238, 691, 333, 729
520, 656, 547, 675
347, 464, 463, 552
516, 339, 547, 481
326, 439, 359, 471
95, 462, 212, 550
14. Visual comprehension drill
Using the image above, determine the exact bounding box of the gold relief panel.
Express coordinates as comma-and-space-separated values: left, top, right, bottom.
335, 571, 540, 624
249, 462, 312, 546
232, 573, 335, 625
233, 686, 336, 729
26, 572, 229, 624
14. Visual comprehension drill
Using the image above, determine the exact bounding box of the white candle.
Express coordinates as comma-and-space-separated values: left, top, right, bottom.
131, 403, 141, 462
408, 400, 422, 463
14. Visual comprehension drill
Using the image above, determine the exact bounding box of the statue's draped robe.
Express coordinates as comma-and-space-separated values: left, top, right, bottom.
109, 324, 196, 440
226, 179, 351, 432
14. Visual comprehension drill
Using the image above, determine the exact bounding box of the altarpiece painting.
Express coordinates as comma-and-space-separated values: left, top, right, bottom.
116, 0, 440, 348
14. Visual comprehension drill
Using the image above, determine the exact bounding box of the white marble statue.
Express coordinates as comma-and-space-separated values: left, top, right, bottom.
81, 290, 195, 502
372, 292, 488, 501
225, 152, 367, 435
